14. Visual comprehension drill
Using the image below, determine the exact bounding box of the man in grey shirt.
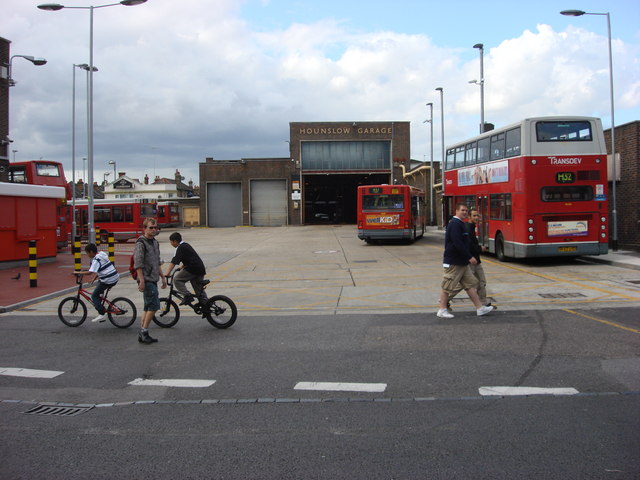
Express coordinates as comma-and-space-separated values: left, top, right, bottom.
133, 217, 166, 344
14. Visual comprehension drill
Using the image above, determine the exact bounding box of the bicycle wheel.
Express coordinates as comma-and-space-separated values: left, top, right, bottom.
107, 297, 137, 329
153, 297, 180, 328
205, 295, 237, 329
58, 297, 87, 327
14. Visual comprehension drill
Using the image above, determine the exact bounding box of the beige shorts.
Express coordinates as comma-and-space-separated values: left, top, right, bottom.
441, 264, 480, 294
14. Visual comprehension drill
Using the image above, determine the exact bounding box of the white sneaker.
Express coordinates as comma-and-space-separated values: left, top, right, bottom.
477, 305, 494, 316
91, 313, 107, 323
436, 308, 454, 318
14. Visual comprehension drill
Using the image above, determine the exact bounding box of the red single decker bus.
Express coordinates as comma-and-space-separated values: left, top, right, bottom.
357, 184, 426, 243
8, 160, 71, 248
443, 116, 609, 260
73, 198, 157, 242
157, 201, 181, 228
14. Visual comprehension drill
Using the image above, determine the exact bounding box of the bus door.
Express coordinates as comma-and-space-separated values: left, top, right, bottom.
477, 195, 489, 248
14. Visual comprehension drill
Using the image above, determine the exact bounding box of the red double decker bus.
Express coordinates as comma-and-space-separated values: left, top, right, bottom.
357, 184, 426, 243
73, 198, 157, 242
443, 116, 609, 260
8, 160, 71, 248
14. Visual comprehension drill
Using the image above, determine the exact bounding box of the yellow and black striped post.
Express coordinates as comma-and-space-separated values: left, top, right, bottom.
95, 227, 101, 246
108, 232, 115, 264
73, 237, 82, 272
29, 240, 37, 288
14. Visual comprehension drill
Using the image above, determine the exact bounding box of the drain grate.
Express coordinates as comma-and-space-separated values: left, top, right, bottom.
23, 404, 93, 417
539, 292, 587, 299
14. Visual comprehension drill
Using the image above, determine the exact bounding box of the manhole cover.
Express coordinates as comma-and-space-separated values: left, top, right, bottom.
539, 292, 587, 299
23, 404, 93, 417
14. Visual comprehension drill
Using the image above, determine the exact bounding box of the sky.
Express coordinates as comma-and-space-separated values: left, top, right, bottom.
4, 0, 640, 187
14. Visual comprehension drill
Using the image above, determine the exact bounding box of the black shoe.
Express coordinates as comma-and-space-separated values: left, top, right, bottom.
179, 294, 194, 306
138, 330, 157, 344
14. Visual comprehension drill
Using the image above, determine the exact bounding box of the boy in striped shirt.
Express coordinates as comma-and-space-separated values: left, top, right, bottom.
75, 243, 120, 323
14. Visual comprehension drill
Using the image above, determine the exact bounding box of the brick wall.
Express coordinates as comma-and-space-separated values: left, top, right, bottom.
604, 121, 640, 251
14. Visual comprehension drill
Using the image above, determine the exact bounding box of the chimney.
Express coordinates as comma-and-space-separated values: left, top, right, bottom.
144, 174, 149, 185
118, 171, 125, 178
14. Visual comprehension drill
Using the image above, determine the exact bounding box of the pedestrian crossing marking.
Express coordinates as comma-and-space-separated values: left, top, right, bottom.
294, 381, 387, 393
0, 367, 64, 379
128, 378, 216, 388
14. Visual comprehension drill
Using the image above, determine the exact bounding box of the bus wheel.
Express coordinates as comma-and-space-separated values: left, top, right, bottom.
496, 233, 507, 262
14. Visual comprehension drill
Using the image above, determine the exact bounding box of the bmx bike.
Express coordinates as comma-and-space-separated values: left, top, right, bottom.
57, 274, 137, 328
152, 271, 237, 329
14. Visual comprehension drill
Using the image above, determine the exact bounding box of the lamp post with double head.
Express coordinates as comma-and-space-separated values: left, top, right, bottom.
435, 87, 445, 171
560, 9, 617, 251
38, 0, 148, 243
108, 159, 116, 179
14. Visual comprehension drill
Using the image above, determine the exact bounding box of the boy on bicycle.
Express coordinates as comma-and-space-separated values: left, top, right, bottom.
74, 243, 120, 323
164, 232, 207, 305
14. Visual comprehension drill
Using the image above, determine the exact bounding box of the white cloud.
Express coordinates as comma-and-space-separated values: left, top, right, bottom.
5, 1, 639, 185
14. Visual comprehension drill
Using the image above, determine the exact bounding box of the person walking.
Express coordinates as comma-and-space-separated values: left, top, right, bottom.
447, 208, 491, 309
74, 243, 120, 323
164, 232, 207, 305
436, 203, 494, 318
133, 218, 166, 344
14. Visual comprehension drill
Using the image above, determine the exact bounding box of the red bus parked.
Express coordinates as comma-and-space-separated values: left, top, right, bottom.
157, 201, 180, 228
443, 116, 609, 260
357, 184, 426, 243
73, 198, 157, 242
8, 160, 71, 248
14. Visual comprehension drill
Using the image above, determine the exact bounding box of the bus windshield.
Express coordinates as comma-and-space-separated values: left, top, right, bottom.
362, 194, 404, 210
536, 121, 592, 142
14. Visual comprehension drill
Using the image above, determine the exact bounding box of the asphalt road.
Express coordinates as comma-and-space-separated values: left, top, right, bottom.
1, 226, 639, 479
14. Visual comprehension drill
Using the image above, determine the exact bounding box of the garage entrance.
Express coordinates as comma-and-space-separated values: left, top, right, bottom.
303, 173, 389, 224
250, 179, 287, 226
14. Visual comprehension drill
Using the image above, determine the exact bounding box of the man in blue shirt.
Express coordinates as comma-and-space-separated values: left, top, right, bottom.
437, 203, 494, 318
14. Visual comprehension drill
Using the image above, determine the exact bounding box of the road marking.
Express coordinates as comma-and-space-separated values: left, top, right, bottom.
128, 378, 216, 388
0, 367, 64, 379
294, 382, 387, 393
479, 386, 579, 396
563, 309, 640, 334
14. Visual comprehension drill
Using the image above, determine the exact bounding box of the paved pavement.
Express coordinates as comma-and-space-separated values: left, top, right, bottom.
1, 225, 639, 314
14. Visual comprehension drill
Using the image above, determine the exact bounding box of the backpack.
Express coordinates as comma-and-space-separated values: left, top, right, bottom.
129, 254, 138, 280
129, 237, 149, 280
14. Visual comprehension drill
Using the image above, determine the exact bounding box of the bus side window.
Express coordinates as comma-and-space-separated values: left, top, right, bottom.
477, 137, 490, 163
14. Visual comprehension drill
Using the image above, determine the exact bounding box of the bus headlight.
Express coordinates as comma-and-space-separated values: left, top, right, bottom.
528, 227, 534, 232
601, 233, 606, 238
601, 216, 606, 222
601, 225, 606, 230
528, 219, 534, 224
531, 159, 537, 165
528, 235, 534, 240
595, 158, 601, 163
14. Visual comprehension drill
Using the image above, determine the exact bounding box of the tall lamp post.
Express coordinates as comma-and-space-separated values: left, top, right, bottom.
109, 159, 116, 179
435, 87, 445, 169
72, 63, 97, 241
560, 9, 617, 251
38, 0, 148, 243
469, 43, 485, 134
423, 102, 434, 225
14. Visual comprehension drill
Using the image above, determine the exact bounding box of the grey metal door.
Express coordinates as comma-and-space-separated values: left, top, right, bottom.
207, 182, 242, 227
250, 179, 287, 226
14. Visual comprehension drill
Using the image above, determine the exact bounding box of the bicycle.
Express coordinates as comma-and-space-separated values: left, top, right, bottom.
57, 273, 137, 328
153, 270, 237, 329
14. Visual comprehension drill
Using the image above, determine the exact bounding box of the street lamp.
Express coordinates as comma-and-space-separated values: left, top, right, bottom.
423, 102, 434, 225
108, 160, 116, 180
435, 87, 445, 170
6, 55, 47, 87
38, 0, 148, 243
103, 172, 110, 185
12, 150, 18, 161
471, 43, 485, 134
560, 9, 617, 251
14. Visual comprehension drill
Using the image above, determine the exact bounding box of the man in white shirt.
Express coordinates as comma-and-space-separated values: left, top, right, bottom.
75, 243, 120, 323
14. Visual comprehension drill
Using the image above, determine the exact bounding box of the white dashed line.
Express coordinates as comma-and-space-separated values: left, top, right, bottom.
0, 367, 64, 379
128, 378, 216, 388
479, 386, 579, 396
294, 382, 387, 393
